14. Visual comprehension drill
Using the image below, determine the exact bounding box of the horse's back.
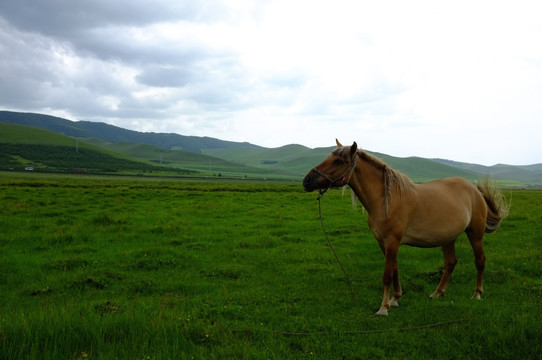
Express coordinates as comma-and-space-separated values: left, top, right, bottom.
418, 177, 486, 217
401, 177, 485, 246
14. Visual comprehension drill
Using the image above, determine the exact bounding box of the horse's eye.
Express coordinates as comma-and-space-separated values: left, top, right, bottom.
333, 159, 344, 166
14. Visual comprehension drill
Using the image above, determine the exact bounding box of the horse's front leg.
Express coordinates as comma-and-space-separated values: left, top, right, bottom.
376, 243, 399, 316
390, 262, 402, 307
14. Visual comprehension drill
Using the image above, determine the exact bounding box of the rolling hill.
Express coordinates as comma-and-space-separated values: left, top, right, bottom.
434, 159, 542, 185
0, 122, 194, 175
1, 110, 541, 185
0, 111, 260, 154
82, 138, 293, 179
203, 146, 482, 183
0, 122, 292, 179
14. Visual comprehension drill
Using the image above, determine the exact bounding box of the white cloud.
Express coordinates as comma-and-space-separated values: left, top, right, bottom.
0, 0, 541, 165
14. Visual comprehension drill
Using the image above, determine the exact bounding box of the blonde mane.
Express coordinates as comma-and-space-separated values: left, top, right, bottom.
357, 150, 414, 215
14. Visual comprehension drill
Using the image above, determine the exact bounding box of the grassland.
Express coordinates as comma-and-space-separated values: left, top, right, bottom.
0, 171, 541, 359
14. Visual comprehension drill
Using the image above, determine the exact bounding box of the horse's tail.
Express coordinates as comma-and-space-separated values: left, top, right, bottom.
477, 177, 509, 233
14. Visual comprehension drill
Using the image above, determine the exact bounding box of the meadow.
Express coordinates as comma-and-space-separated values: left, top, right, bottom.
0, 171, 540, 359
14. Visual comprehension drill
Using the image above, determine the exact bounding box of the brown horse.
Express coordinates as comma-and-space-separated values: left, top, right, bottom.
303, 139, 509, 316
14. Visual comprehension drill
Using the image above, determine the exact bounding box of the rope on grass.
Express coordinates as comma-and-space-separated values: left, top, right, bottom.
231, 318, 468, 337
316, 192, 375, 318
316, 193, 361, 311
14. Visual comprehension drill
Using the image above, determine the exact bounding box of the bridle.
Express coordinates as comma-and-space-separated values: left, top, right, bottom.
312, 153, 358, 198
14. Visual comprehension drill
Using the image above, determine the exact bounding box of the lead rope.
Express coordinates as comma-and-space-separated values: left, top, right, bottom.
317, 191, 361, 312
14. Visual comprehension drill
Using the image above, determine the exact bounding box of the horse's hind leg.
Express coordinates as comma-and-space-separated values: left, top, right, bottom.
467, 230, 485, 299
430, 243, 457, 299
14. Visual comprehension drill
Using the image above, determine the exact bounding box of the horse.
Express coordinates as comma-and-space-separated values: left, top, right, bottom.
303, 139, 509, 316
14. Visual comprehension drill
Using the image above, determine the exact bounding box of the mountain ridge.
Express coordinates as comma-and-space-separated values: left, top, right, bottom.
1, 110, 541, 185
0, 111, 260, 154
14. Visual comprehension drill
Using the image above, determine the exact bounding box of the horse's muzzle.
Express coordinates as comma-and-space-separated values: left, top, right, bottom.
303, 172, 321, 192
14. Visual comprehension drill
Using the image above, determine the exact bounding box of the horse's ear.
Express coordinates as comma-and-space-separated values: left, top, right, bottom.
350, 142, 358, 156
336, 139, 343, 147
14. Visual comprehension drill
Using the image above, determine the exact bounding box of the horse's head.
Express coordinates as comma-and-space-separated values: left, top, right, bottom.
303, 139, 358, 192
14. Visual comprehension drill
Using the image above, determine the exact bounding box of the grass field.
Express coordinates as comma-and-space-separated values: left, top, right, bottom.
0, 171, 540, 359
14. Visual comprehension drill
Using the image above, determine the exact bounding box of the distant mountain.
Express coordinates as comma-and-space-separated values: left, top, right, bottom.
203, 146, 481, 182
434, 159, 542, 186
0, 121, 293, 179
2, 110, 541, 185
0, 111, 260, 153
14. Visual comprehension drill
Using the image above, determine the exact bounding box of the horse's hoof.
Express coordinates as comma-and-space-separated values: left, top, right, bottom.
375, 309, 388, 317
390, 298, 399, 307
471, 293, 482, 300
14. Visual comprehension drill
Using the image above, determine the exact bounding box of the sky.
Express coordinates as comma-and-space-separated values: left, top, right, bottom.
1, 0, 541, 165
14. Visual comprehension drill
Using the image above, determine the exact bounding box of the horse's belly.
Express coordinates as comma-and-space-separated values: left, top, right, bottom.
400, 189, 472, 248
400, 234, 455, 248
401, 222, 466, 247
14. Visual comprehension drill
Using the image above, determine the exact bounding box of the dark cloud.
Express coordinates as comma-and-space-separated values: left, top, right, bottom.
0, 1, 226, 65
0, 0, 285, 121
0, 1, 247, 121
0, 1, 207, 36
0, 21, 60, 108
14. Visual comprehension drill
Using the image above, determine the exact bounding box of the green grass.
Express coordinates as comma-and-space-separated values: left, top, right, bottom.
0, 172, 540, 359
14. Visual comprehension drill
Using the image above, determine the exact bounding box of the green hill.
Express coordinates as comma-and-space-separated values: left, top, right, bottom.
0, 110, 260, 153
0, 120, 84, 146
2, 110, 541, 185
0, 123, 193, 175
203, 145, 480, 183
83, 139, 293, 179
434, 159, 542, 186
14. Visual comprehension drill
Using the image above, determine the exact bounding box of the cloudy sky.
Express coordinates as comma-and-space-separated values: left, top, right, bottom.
1, 1, 541, 165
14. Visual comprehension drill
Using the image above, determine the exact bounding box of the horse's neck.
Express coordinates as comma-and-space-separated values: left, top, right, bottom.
349, 156, 385, 215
